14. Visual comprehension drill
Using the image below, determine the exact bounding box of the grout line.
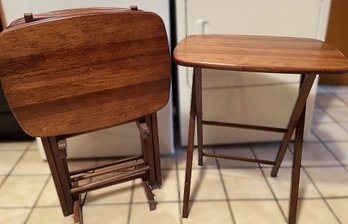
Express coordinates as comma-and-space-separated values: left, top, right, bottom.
0, 143, 31, 189
302, 167, 342, 224
325, 87, 348, 102
4, 174, 52, 176
27, 141, 37, 151
86, 201, 184, 206
249, 144, 288, 223
175, 166, 274, 170
315, 88, 348, 108
215, 147, 238, 224
5, 196, 348, 210
0, 141, 33, 152
279, 196, 348, 201
23, 174, 51, 224
304, 113, 348, 222
314, 104, 348, 109
0, 149, 29, 152
311, 101, 348, 169
0, 177, 4, 187
0, 206, 44, 209
344, 166, 348, 173
301, 164, 348, 168
319, 86, 348, 106
305, 140, 348, 143
12, 194, 347, 209
314, 195, 348, 200
334, 95, 348, 107
317, 104, 348, 135
298, 98, 345, 223
126, 180, 135, 224
310, 126, 348, 174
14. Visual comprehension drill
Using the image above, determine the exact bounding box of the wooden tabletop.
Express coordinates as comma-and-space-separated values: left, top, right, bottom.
174, 35, 348, 74
0, 9, 171, 137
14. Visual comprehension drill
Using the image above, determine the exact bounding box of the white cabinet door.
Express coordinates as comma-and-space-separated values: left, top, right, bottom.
177, 0, 331, 145
186, 0, 328, 38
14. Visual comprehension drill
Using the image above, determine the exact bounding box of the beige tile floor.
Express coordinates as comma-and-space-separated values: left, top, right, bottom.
0, 85, 348, 224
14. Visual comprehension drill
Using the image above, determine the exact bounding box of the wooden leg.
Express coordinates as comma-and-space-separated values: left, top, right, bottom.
195, 68, 204, 166
271, 74, 316, 177
73, 193, 83, 224
140, 116, 157, 188
288, 99, 306, 224
143, 180, 157, 211
72, 182, 82, 224
150, 113, 162, 187
138, 115, 159, 211
182, 69, 197, 218
41, 137, 74, 216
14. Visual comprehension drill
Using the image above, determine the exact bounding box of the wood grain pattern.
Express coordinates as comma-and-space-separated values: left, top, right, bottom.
8, 8, 130, 28
174, 35, 348, 74
0, 9, 171, 137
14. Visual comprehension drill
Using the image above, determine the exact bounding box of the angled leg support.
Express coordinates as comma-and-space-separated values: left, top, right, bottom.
195, 68, 204, 166
271, 74, 316, 177
182, 68, 198, 218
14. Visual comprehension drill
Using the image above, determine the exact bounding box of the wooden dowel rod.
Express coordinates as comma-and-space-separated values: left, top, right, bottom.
71, 166, 149, 194
203, 152, 275, 165
70, 155, 143, 175
202, 120, 287, 133
71, 160, 145, 182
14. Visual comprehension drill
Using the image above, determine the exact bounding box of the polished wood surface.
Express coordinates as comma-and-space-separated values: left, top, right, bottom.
8, 8, 129, 28
0, 9, 170, 137
174, 35, 348, 74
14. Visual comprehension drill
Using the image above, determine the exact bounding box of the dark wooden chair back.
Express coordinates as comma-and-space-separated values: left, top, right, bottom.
0, 8, 171, 137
